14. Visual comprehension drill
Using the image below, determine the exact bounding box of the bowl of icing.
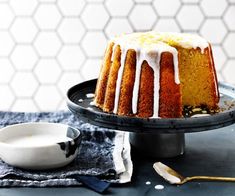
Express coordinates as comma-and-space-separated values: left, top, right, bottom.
0, 122, 81, 170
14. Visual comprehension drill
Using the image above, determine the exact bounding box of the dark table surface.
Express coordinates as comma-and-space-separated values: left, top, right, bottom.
1, 124, 235, 196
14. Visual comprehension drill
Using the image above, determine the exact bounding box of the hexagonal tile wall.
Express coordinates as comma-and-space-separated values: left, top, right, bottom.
0, 31, 14, 56
105, 18, 133, 39
10, 45, 38, 70
57, 18, 85, 44
34, 85, 62, 111
154, 18, 181, 32
34, 4, 62, 30
105, 0, 133, 17
153, 0, 181, 17
176, 5, 204, 31
200, 0, 227, 17
0, 85, 15, 110
10, 18, 38, 43
129, 4, 157, 31
0, 59, 14, 83
57, 45, 85, 71
200, 19, 227, 44
34, 59, 61, 84
34, 32, 62, 57
0, 3, 14, 30
10, 72, 38, 97
0, 0, 234, 111
10, 0, 38, 16
81, 31, 107, 57
81, 3, 109, 30
57, 0, 85, 16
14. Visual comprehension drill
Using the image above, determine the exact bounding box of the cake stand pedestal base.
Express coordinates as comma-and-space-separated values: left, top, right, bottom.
129, 132, 185, 158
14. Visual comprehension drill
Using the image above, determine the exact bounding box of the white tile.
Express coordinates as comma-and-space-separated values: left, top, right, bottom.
181, 0, 200, 2
81, 4, 109, 30
223, 33, 235, 58
11, 45, 38, 70
34, 4, 62, 30
223, 6, 235, 31
0, 31, 14, 56
87, 0, 105, 2
34, 85, 61, 111
39, 0, 56, 2
134, 0, 152, 2
58, 18, 85, 44
223, 60, 235, 84
105, 18, 133, 39
0, 59, 14, 83
0, 4, 14, 30
34, 32, 62, 57
57, 45, 85, 70
34, 59, 61, 84
81, 59, 102, 80
154, 18, 181, 32
10, 18, 38, 43
11, 99, 38, 112
58, 0, 85, 16
10, 72, 38, 97
200, 19, 227, 44
200, 0, 227, 17
176, 5, 204, 31
217, 72, 224, 83
0, 85, 15, 111
10, 0, 38, 16
153, 0, 181, 17
81, 31, 107, 57
129, 4, 157, 31
105, 0, 133, 17
211, 46, 226, 71
57, 100, 67, 111
58, 72, 83, 95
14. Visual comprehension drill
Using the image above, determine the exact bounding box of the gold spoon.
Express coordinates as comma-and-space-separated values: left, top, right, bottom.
153, 162, 235, 185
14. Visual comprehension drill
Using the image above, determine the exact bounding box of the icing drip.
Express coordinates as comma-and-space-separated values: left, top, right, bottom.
132, 50, 143, 114
113, 46, 127, 114
132, 44, 179, 117
148, 52, 161, 118
111, 31, 209, 117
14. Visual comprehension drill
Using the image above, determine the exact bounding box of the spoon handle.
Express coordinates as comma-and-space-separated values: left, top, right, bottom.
185, 176, 235, 183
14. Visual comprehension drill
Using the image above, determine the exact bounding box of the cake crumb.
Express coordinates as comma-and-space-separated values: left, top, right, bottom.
155, 185, 164, 190
78, 99, 83, 103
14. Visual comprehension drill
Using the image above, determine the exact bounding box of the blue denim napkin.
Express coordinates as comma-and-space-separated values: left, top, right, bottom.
0, 111, 132, 192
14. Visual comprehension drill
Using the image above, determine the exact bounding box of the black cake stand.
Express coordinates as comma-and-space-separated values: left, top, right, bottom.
67, 79, 235, 158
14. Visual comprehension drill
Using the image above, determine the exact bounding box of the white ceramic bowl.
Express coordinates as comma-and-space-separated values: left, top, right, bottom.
0, 122, 81, 170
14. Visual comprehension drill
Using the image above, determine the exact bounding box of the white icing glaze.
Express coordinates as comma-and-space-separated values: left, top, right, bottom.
145, 181, 151, 185
111, 31, 209, 117
191, 114, 211, 118
155, 185, 164, 190
113, 46, 127, 114
86, 93, 94, 98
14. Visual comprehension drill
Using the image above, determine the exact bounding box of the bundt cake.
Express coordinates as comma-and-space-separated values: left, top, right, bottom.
94, 32, 219, 118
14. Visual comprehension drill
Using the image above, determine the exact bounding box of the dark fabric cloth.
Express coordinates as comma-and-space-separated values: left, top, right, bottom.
0, 111, 131, 187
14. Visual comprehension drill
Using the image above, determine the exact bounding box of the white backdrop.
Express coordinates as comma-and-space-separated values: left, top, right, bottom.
0, 0, 234, 111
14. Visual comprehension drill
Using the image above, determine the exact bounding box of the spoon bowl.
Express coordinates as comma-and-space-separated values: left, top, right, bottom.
153, 162, 235, 185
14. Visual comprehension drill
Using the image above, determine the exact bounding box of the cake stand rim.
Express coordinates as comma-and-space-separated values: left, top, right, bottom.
66, 79, 235, 134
